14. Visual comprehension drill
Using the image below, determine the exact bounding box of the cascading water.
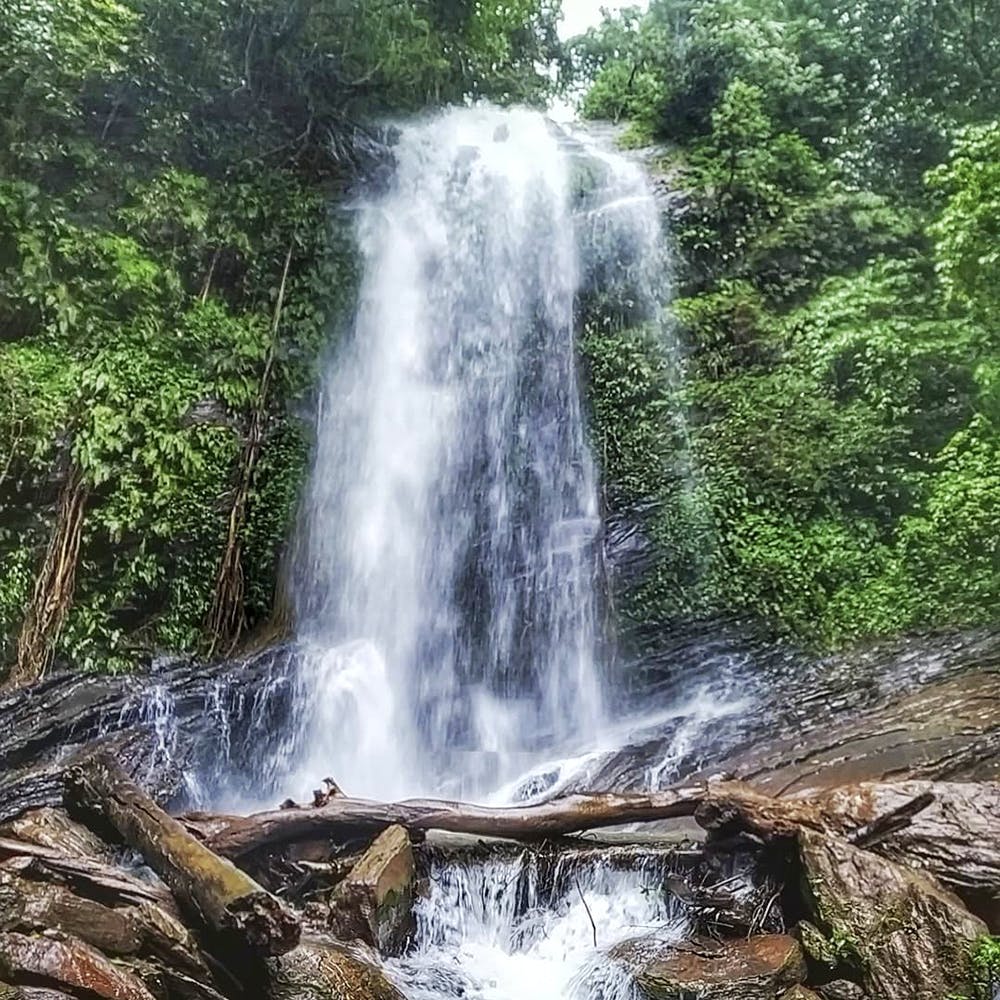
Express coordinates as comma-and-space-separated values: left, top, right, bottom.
280, 106, 703, 1000
292, 108, 609, 802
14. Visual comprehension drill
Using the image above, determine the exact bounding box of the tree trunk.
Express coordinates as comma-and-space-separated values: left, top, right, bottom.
64, 753, 300, 957
203, 786, 710, 857
7, 467, 87, 690
204, 241, 294, 657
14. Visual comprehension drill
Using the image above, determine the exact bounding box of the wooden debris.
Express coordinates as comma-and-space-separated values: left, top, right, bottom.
64, 753, 300, 957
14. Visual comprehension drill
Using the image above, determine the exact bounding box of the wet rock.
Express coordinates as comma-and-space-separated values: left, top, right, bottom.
0, 930, 156, 1000
0, 644, 298, 822
612, 933, 806, 999
1, 984, 77, 999
795, 920, 835, 968
328, 826, 414, 956
799, 829, 987, 999
586, 626, 1000, 796
128, 960, 231, 1000
815, 982, 866, 1000
267, 937, 405, 1000
809, 780, 1000, 928
0, 809, 113, 862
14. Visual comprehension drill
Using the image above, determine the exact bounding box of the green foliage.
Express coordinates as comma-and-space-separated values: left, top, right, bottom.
576, 0, 1000, 647
0, 0, 561, 672
929, 122, 1000, 329
952, 936, 1000, 1000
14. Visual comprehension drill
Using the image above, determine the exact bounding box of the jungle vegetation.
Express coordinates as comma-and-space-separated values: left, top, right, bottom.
1, 0, 997, 681
573, 0, 1000, 647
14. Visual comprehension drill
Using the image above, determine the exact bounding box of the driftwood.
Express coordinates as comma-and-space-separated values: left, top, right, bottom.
203, 786, 709, 858
193, 777, 1000, 931
64, 753, 300, 957
200, 780, 948, 858
0, 836, 178, 912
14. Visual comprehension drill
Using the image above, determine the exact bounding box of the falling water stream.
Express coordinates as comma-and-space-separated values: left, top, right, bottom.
283, 106, 703, 999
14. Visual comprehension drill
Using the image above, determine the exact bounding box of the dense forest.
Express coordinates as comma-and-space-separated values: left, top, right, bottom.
1, 0, 998, 682
0, 0, 562, 680
573, 0, 1000, 650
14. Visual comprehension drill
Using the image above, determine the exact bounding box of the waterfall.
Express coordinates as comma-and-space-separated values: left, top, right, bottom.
291, 107, 616, 801
277, 107, 695, 999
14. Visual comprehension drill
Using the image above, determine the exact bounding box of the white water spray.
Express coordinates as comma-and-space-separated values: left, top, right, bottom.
292, 108, 617, 802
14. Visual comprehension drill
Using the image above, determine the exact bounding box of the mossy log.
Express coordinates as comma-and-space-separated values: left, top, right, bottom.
64, 753, 299, 957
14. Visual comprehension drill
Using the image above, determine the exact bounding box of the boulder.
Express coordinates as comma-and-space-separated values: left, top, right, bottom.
0, 870, 208, 979
267, 937, 405, 1000
0, 931, 156, 1000
612, 933, 807, 999
328, 825, 414, 956
798, 829, 987, 999
0, 809, 114, 862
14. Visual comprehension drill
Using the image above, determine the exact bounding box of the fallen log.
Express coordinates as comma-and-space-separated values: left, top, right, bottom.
204, 786, 709, 857
196, 778, 1000, 931
64, 753, 300, 957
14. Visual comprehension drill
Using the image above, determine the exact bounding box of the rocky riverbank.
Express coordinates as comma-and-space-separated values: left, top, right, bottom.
0, 627, 998, 999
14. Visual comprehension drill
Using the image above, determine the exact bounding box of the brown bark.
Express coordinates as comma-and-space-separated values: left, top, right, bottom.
204, 786, 710, 858
0, 808, 115, 863
7, 468, 87, 690
64, 753, 299, 957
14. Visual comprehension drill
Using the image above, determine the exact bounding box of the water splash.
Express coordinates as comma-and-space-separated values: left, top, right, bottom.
389, 848, 688, 1000
273, 107, 718, 999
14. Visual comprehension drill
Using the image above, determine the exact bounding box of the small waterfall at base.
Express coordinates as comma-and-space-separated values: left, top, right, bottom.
281, 105, 697, 1000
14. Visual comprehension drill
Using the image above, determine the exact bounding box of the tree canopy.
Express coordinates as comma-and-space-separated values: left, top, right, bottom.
0, 0, 562, 677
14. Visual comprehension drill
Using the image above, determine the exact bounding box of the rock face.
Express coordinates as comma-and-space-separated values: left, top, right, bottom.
613, 933, 807, 1000
810, 780, 1000, 929
582, 627, 1000, 795
328, 825, 414, 956
267, 937, 406, 1000
0, 645, 298, 823
798, 829, 987, 1000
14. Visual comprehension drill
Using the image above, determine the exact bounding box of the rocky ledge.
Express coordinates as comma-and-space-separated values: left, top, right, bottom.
0, 628, 997, 999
